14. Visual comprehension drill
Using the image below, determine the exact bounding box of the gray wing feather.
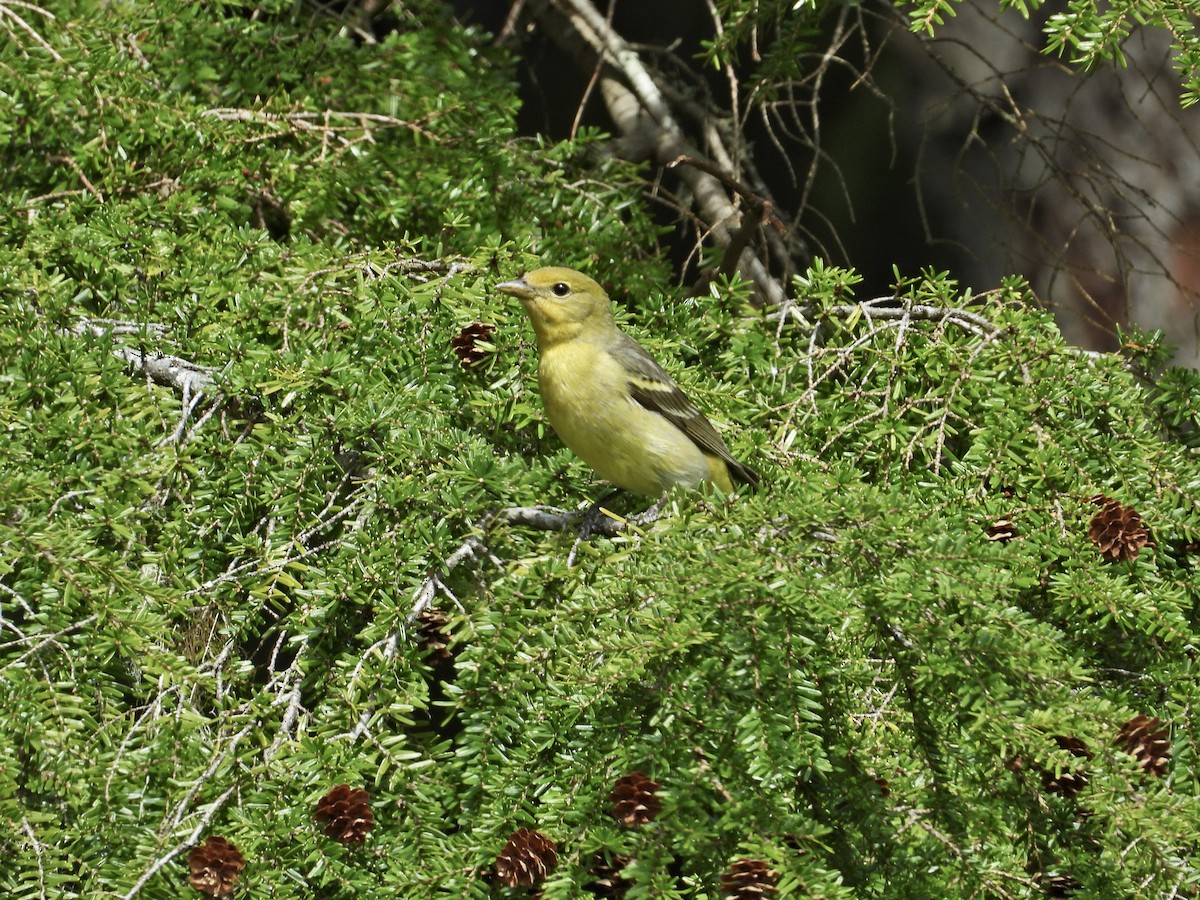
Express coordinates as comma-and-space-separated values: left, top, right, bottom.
610, 332, 759, 486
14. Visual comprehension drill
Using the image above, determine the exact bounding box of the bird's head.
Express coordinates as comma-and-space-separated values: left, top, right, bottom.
497, 267, 612, 345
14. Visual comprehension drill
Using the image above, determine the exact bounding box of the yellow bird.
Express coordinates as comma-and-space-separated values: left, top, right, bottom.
498, 266, 758, 497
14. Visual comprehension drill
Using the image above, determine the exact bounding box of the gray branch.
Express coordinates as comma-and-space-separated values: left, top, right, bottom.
70, 318, 217, 397
773, 295, 1005, 340
113, 346, 217, 397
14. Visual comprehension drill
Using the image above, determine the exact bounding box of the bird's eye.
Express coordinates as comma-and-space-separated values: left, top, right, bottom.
551, 282, 570, 297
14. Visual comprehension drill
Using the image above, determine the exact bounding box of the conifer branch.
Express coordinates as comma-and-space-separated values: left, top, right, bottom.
772, 295, 1004, 340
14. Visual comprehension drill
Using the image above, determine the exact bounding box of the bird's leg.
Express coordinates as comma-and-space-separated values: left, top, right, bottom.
566, 490, 625, 566
565, 491, 671, 565
577, 488, 624, 539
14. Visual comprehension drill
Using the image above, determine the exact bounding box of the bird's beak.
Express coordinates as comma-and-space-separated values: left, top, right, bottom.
496, 277, 533, 300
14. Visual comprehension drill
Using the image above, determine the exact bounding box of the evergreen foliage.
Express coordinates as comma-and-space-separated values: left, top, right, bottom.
1, 1, 1198, 898
703, 0, 1200, 107
905, 0, 1200, 106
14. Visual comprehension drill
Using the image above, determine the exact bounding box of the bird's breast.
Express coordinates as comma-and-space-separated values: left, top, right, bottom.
536, 342, 710, 494
539, 343, 619, 429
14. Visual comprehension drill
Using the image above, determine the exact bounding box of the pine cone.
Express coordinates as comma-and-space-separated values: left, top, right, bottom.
610, 771, 661, 826
187, 836, 245, 896
584, 851, 634, 898
1115, 714, 1170, 777
984, 518, 1018, 542
314, 784, 375, 844
1088, 496, 1149, 561
451, 322, 496, 369
721, 858, 777, 899
1041, 735, 1093, 798
415, 608, 452, 663
495, 827, 557, 889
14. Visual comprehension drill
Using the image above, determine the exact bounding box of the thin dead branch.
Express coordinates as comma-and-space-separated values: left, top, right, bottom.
0, 0, 65, 62
202, 106, 442, 145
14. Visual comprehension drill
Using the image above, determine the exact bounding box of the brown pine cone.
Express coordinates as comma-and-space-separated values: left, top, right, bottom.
721, 858, 777, 899
1041, 735, 1093, 798
314, 784, 375, 844
610, 771, 661, 826
495, 827, 557, 889
187, 836, 245, 897
1115, 714, 1170, 777
584, 851, 634, 898
451, 322, 496, 369
1088, 496, 1149, 561
415, 607, 452, 663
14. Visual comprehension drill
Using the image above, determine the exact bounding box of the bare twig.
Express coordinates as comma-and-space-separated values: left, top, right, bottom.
18, 817, 47, 900
1, 0, 65, 63
46, 155, 103, 201
494, 0, 527, 47
264, 636, 310, 765
1, 614, 99, 674
773, 295, 1004, 340
202, 107, 442, 143
72, 318, 169, 339
669, 155, 786, 282
69, 318, 218, 398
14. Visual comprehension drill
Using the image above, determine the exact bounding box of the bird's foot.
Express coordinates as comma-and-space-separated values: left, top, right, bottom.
565, 494, 667, 566
567, 498, 619, 566
627, 496, 666, 527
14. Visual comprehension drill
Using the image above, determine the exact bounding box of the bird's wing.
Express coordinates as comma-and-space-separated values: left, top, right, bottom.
610, 332, 759, 486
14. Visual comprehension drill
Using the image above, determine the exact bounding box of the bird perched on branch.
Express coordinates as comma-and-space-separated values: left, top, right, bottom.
498, 266, 758, 497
